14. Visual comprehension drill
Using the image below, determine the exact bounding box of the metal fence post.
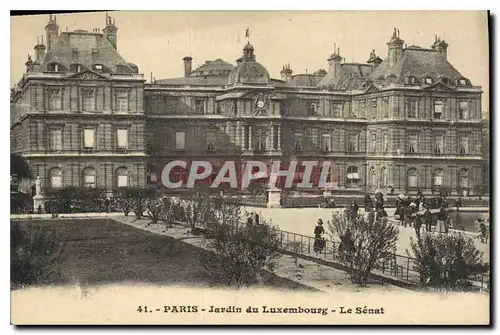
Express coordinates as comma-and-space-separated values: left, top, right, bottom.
300, 235, 304, 253
406, 257, 410, 280
308, 237, 311, 254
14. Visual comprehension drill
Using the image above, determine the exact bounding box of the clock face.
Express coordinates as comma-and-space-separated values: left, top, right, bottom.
257, 100, 265, 108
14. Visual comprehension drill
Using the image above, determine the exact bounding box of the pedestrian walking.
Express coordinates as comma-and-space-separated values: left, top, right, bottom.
436, 205, 447, 233
424, 206, 433, 232
313, 219, 325, 255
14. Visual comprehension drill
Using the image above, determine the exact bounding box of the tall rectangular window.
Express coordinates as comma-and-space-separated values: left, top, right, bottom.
331, 102, 342, 118
459, 136, 469, 154
348, 134, 358, 153
382, 134, 389, 153
195, 99, 205, 114
117, 129, 128, 149
116, 90, 129, 112
307, 100, 319, 115
322, 134, 331, 152
434, 101, 443, 119
244, 125, 250, 150
407, 100, 417, 118
49, 129, 62, 151
434, 134, 444, 154
165, 98, 178, 114
272, 125, 279, 150
408, 134, 418, 153
370, 133, 376, 153
82, 89, 95, 111
294, 133, 303, 151
83, 128, 95, 149
207, 132, 215, 151
48, 88, 61, 110
458, 101, 469, 120
175, 131, 186, 150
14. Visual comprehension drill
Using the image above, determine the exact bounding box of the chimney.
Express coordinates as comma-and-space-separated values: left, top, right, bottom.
386, 28, 405, 67
280, 64, 293, 84
327, 43, 342, 78
183, 56, 193, 77
431, 35, 448, 60
34, 36, 46, 61
103, 13, 118, 50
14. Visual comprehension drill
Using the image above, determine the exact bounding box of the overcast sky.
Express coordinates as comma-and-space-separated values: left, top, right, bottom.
11, 11, 489, 109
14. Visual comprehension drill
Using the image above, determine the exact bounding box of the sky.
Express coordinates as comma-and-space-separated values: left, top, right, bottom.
10, 11, 489, 110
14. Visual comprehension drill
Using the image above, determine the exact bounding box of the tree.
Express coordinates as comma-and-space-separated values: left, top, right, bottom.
328, 212, 399, 286
183, 185, 215, 232
11, 153, 32, 179
409, 232, 489, 290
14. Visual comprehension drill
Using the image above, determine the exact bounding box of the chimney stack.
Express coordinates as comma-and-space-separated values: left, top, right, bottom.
280, 63, 293, 84
34, 35, 46, 61
183, 56, 193, 77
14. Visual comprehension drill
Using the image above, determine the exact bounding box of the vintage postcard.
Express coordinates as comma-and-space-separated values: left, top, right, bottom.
10, 10, 490, 325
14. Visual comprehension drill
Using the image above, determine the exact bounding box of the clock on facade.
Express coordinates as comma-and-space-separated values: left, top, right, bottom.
257, 100, 265, 108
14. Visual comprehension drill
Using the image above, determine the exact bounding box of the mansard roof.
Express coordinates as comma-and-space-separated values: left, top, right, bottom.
369, 46, 466, 85
38, 30, 135, 74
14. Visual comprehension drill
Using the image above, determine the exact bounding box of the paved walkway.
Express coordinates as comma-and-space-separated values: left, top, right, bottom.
113, 216, 406, 294
241, 206, 490, 262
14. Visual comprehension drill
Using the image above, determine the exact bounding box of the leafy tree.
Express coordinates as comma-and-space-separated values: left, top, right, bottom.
11, 153, 32, 179
328, 212, 399, 286
183, 185, 215, 232
409, 232, 489, 290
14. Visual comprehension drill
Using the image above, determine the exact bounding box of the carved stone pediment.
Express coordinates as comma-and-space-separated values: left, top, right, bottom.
68, 70, 107, 80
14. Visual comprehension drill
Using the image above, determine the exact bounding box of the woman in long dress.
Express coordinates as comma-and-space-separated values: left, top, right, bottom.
436, 206, 447, 233
313, 219, 325, 255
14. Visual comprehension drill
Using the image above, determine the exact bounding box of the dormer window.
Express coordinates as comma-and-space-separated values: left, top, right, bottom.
405, 76, 417, 84
440, 76, 450, 85
457, 78, 469, 86
94, 64, 103, 71
424, 77, 433, 85
48, 63, 61, 72
70, 64, 82, 73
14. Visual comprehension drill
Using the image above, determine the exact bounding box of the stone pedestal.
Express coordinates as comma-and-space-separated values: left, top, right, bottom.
266, 187, 282, 208
33, 176, 45, 213
33, 194, 45, 213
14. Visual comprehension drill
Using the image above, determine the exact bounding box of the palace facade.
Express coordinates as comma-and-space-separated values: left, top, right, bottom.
11, 14, 487, 196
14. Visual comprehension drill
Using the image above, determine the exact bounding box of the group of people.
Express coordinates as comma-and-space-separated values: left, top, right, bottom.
246, 212, 260, 226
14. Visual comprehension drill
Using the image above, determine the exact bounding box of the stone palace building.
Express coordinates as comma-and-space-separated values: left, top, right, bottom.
11, 14, 487, 196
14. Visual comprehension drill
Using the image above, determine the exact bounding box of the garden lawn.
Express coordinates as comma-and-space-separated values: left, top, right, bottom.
12, 218, 314, 291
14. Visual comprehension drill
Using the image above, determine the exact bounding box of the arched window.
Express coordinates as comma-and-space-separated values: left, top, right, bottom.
407, 168, 418, 189
49, 168, 63, 189
380, 167, 388, 187
346, 166, 360, 187
82, 167, 96, 188
433, 168, 444, 188
116, 167, 129, 188
458, 169, 469, 189
369, 166, 377, 188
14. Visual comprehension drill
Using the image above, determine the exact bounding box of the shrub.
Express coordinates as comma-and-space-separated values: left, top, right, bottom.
409, 232, 489, 290
113, 187, 157, 218
44, 187, 106, 213
11, 221, 64, 289
203, 220, 282, 287
328, 212, 399, 286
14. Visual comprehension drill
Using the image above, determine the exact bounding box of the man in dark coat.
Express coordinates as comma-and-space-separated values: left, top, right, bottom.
424, 207, 433, 232
350, 201, 359, 220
